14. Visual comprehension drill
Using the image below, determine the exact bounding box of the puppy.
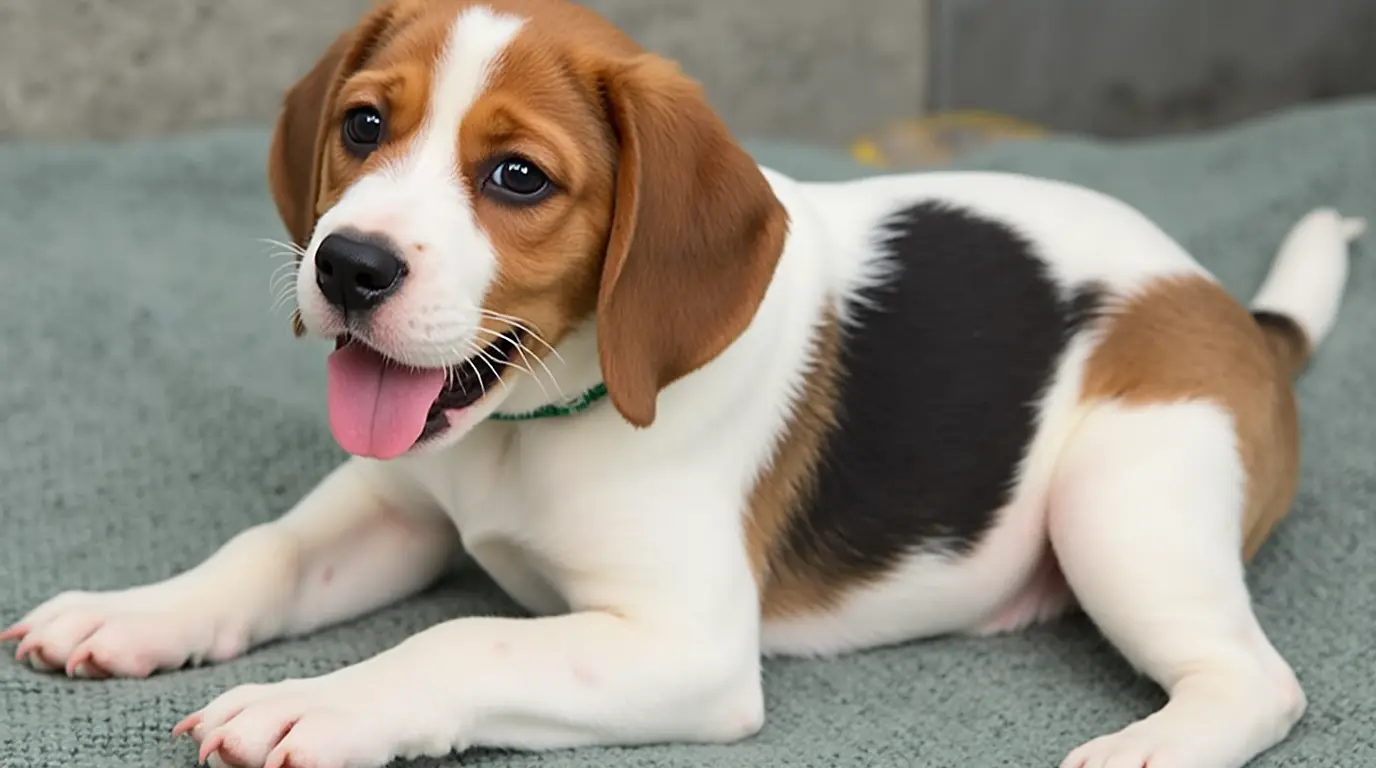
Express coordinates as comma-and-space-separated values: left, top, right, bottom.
5, 1, 1365, 766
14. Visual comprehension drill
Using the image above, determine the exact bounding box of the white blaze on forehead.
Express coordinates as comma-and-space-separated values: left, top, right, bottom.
300, 6, 527, 368
399, 6, 524, 178
311, 5, 525, 232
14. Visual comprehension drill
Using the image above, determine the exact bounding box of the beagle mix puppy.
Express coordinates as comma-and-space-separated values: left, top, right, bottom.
5, 1, 1365, 767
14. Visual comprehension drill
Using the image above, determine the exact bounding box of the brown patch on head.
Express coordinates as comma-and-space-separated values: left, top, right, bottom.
455, 6, 628, 368
267, 1, 423, 248
453, 0, 789, 426
266, 0, 453, 337
271, 0, 787, 424
738, 315, 850, 618
296, 4, 467, 224
1081, 275, 1307, 560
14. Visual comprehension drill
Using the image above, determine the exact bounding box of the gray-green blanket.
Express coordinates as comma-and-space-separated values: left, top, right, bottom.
3, 99, 1375, 766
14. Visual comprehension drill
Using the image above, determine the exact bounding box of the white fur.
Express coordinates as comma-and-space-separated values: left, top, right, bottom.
1251, 208, 1366, 346
296, 7, 524, 373
7, 8, 1366, 765
1050, 402, 1306, 768
806, 172, 1212, 308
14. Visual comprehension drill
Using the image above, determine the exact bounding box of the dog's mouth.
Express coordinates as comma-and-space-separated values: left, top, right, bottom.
326, 332, 521, 460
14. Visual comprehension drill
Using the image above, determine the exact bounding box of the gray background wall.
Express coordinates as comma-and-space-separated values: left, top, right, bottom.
0, 0, 928, 145
933, 0, 1376, 138
0, 0, 1372, 144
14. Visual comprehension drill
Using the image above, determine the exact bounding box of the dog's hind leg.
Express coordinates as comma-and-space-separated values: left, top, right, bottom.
1049, 402, 1304, 768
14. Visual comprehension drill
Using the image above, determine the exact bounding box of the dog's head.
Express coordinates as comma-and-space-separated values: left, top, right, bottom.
270, 0, 787, 459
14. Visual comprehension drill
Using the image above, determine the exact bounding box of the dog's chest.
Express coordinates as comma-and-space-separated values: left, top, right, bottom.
402, 428, 574, 615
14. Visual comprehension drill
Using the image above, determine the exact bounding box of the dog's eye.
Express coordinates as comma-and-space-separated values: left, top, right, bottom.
484, 157, 553, 204
342, 107, 385, 157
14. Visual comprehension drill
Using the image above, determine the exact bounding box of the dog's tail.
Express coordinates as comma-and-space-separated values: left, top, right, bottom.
1249, 208, 1366, 377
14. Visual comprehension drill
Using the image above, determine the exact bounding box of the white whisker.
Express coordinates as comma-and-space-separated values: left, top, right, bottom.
464, 339, 503, 381
269, 258, 300, 278
477, 309, 565, 365
271, 289, 298, 315
438, 342, 462, 391
508, 340, 543, 386
271, 279, 294, 300
473, 337, 551, 401
466, 356, 487, 397
272, 281, 296, 302
476, 346, 538, 381
264, 244, 304, 317
269, 265, 300, 297
432, 340, 480, 397
465, 310, 569, 400
257, 237, 308, 260
468, 326, 537, 376
511, 338, 565, 399
524, 343, 564, 399
271, 288, 298, 313
489, 323, 563, 364
470, 327, 562, 401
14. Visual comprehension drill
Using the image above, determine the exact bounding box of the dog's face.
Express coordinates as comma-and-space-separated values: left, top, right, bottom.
268, 0, 787, 459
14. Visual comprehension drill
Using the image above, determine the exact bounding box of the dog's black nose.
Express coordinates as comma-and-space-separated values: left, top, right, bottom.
314, 233, 405, 311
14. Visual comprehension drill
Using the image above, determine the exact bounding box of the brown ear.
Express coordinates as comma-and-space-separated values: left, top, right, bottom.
596, 55, 789, 427
266, 6, 394, 249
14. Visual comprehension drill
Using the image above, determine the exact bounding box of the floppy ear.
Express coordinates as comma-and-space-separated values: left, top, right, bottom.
596, 55, 789, 427
267, 6, 394, 336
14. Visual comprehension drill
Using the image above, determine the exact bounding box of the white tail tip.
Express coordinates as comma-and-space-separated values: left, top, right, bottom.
1250, 208, 1363, 349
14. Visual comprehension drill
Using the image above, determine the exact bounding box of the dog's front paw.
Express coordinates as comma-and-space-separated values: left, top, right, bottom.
3, 588, 251, 678
179, 673, 450, 768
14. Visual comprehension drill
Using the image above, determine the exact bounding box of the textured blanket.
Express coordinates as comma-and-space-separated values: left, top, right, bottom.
2, 99, 1374, 766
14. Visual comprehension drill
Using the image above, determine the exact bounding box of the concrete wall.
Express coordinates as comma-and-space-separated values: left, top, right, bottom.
0, 0, 928, 144
931, 0, 1376, 137
3, 0, 1371, 144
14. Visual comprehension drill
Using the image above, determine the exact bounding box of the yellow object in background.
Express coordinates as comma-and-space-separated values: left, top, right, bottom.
850, 111, 1046, 170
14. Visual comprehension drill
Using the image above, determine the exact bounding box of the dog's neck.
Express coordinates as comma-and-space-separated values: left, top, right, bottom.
490, 319, 606, 421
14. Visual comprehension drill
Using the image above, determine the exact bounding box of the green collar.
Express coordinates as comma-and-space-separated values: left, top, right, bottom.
488, 382, 610, 422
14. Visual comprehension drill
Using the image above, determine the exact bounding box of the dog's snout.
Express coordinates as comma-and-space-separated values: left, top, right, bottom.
315, 233, 405, 311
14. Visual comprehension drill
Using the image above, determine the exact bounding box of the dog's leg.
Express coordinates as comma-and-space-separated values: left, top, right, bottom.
4, 457, 457, 678
1051, 402, 1305, 768
187, 611, 763, 768
181, 482, 764, 768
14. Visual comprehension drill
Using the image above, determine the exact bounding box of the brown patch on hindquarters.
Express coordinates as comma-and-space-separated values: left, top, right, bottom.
742, 315, 851, 618
1080, 275, 1309, 561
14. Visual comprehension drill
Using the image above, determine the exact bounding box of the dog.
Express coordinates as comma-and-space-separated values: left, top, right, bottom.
4, 1, 1366, 766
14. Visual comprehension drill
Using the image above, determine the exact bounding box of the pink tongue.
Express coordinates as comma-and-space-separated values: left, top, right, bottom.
327, 344, 448, 460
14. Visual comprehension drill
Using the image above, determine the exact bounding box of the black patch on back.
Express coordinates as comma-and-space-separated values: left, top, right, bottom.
782, 201, 1105, 582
